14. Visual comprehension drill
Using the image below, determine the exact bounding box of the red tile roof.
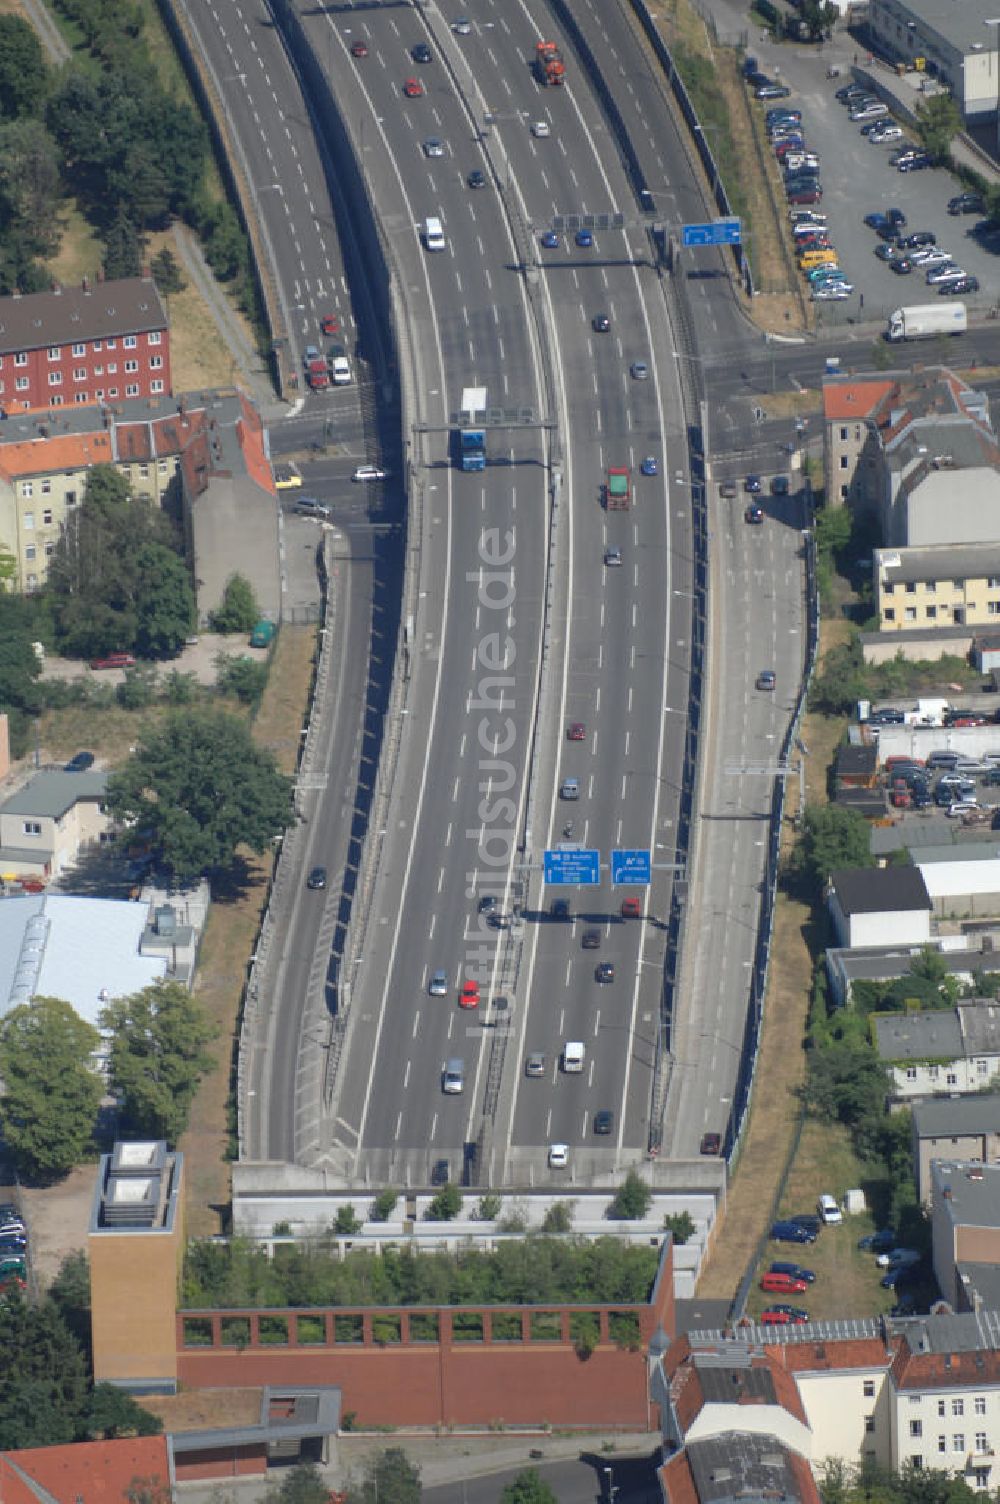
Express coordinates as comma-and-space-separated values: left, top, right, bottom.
823, 380, 896, 421
659, 1451, 698, 1504
892, 1340, 1000, 1390
767, 1336, 896, 1375
0, 432, 113, 479
0, 1437, 170, 1504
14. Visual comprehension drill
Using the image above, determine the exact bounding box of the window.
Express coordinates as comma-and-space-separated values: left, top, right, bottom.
15, 377, 28, 391
866, 1416, 876, 1433
47, 371, 62, 386
106, 363, 118, 375
929, 1065, 939, 1079
150, 354, 162, 369
126, 383, 139, 397
939, 1437, 947, 1453
840, 455, 849, 469
71, 342, 85, 357
989, 578, 1000, 589
106, 338, 117, 349
912, 1458, 923, 1472
149, 330, 161, 345
73, 367, 86, 382
42, 509, 52, 526
954, 1435, 966, 1453
74, 392, 89, 404
65, 491, 76, 506
158, 459, 168, 474
41, 480, 51, 495
124, 359, 138, 374
978, 1061, 989, 1077
864, 1380, 876, 1398
25, 573, 37, 591
108, 387, 119, 398
926, 606, 937, 620
974, 1470, 989, 1490
50, 394, 63, 407
975, 1433, 988, 1452
990, 602, 1000, 616
22, 821, 41, 837
150, 379, 164, 394
93, 365, 103, 376
14, 352, 26, 366
884, 580, 895, 594
124, 335, 137, 349
947, 1072, 958, 1085
911, 1420, 923, 1438
975, 1398, 986, 1416
24, 545, 35, 561
905, 607, 917, 622
906, 582, 917, 594
840, 427, 848, 440
925, 580, 936, 592
47, 346, 60, 361
138, 464, 149, 478
840, 485, 848, 500
93, 339, 102, 352
44, 542, 54, 558
939, 1402, 947, 1417
906, 1065, 918, 1080
21, 482, 33, 500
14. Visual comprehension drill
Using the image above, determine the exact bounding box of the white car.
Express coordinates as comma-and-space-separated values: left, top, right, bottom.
452, 17, 472, 33
870, 124, 903, 143
548, 1143, 569, 1169
530, 120, 550, 138
818, 1193, 843, 1225
926, 264, 964, 284
422, 137, 445, 158
812, 284, 853, 300
330, 355, 351, 385
911, 247, 951, 267
947, 799, 980, 818
353, 464, 387, 482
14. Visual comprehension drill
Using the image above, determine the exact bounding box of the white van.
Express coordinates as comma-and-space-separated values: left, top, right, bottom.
562, 1041, 584, 1073
817, 1192, 843, 1225
424, 216, 446, 251
331, 355, 351, 386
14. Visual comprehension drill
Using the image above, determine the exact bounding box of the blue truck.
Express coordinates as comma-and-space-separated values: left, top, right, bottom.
458, 385, 487, 471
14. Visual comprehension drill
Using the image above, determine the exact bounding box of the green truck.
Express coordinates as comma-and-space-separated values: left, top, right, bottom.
606, 466, 630, 510
250, 619, 276, 648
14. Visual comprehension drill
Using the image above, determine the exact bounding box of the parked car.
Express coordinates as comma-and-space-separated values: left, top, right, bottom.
90, 652, 136, 670
761, 1307, 809, 1324
941, 275, 979, 294
761, 1271, 810, 1294
948, 191, 984, 215
700, 1132, 722, 1155
65, 751, 95, 772
876, 1247, 921, 1269
770, 1261, 816, 1283
771, 1220, 816, 1244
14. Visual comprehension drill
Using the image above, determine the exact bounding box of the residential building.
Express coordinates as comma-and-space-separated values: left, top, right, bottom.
877, 1000, 1000, 1106
835, 742, 879, 791
868, 0, 1000, 124
912, 1096, 1000, 1204
659, 1434, 822, 1504
823, 369, 997, 540
0, 769, 111, 879
825, 938, 1000, 1007
0, 388, 279, 619
931, 1160, 1000, 1307
656, 1312, 1000, 1485
0, 1437, 171, 1504
827, 867, 932, 949
0, 276, 170, 413
876, 543, 1000, 635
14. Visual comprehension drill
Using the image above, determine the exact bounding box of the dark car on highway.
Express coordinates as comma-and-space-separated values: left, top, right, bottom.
700, 1132, 722, 1155
306, 867, 327, 890
594, 1110, 614, 1135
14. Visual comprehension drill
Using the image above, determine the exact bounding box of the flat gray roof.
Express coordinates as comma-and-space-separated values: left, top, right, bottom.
686, 1434, 806, 1504
875, 1009, 963, 1061
830, 865, 931, 914
1, 770, 107, 820
912, 1095, 1000, 1138
877, 542, 1000, 585
878, 0, 1000, 58
932, 1160, 1000, 1226
828, 944, 1000, 991
0, 278, 166, 356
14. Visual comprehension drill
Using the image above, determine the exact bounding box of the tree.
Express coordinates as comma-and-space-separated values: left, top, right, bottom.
798, 0, 837, 40
370, 1188, 398, 1222
0, 18, 48, 121
0, 119, 62, 261
0, 594, 44, 714
104, 710, 293, 881
423, 1183, 461, 1221
266, 1463, 330, 1504
333, 1204, 362, 1236
84, 1383, 162, 1439
501, 1471, 558, 1504
664, 1210, 695, 1244
607, 1170, 653, 1221
216, 655, 268, 706
349, 1448, 421, 1504
103, 202, 143, 280
806, 1040, 889, 1128
0, 998, 102, 1183
133, 544, 195, 659
150, 247, 185, 295
210, 573, 259, 633
796, 804, 874, 893
476, 1193, 502, 1221
48, 1250, 91, 1354
0, 1296, 89, 1447
915, 93, 961, 163
101, 980, 216, 1144
541, 1200, 573, 1233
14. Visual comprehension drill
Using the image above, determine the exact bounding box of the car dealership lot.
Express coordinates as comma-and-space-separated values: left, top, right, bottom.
766, 72, 998, 321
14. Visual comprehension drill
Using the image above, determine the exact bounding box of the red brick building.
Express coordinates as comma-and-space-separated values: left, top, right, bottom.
0, 276, 170, 413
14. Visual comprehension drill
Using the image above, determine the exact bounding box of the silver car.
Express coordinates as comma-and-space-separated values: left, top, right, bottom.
525, 1052, 546, 1077
422, 137, 445, 158
428, 968, 448, 996
630, 360, 649, 380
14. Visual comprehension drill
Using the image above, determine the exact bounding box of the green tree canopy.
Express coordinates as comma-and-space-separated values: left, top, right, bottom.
84, 1383, 162, 1440
210, 573, 259, 634
0, 17, 49, 122
806, 1039, 889, 1128
0, 997, 102, 1183
266, 1463, 331, 1504
101, 980, 216, 1145
796, 804, 875, 893
0, 119, 62, 264
133, 544, 195, 659
501, 1471, 558, 1504
607, 1170, 653, 1221
915, 93, 961, 162
104, 710, 293, 881
0, 1296, 90, 1447
349, 1448, 421, 1504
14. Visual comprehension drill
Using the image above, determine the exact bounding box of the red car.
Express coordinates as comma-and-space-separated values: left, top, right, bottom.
761, 1272, 809, 1294
761, 1308, 808, 1325
90, 652, 136, 670
621, 897, 642, 919
459, 980, 480, 1009
351, 40, 368, 58
787, 187, 822, 205
320, 314, 340, 335
403, 77, 425, 97
567, 722, 586, 741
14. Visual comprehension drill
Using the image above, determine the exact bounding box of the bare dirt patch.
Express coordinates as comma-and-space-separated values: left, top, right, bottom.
144, 1388, 264, 1432
21, 1162, 97, 1291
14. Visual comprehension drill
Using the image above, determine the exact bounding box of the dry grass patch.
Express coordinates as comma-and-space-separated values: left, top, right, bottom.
38, 701, 174, 766
45, 201, 105, 288
179, 627, 318, 1235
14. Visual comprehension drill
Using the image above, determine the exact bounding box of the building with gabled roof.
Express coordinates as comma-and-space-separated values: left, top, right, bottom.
877, 1000, 1000, 1107
659, 1434, 822, 1504
0, 1436, 171, 1504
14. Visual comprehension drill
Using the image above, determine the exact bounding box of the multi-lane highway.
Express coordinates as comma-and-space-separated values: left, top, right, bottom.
209, 0, 828, 1186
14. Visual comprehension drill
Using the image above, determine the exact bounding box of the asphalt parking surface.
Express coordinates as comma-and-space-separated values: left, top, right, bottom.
750, 49, 1000, 327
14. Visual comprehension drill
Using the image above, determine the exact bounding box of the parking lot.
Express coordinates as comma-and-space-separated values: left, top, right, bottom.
749, 42, 1000, 327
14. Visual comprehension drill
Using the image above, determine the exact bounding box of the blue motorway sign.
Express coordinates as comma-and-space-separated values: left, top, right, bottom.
682, 218, 742, 247
544, 848, 601, 886
611, 848, 652, 886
